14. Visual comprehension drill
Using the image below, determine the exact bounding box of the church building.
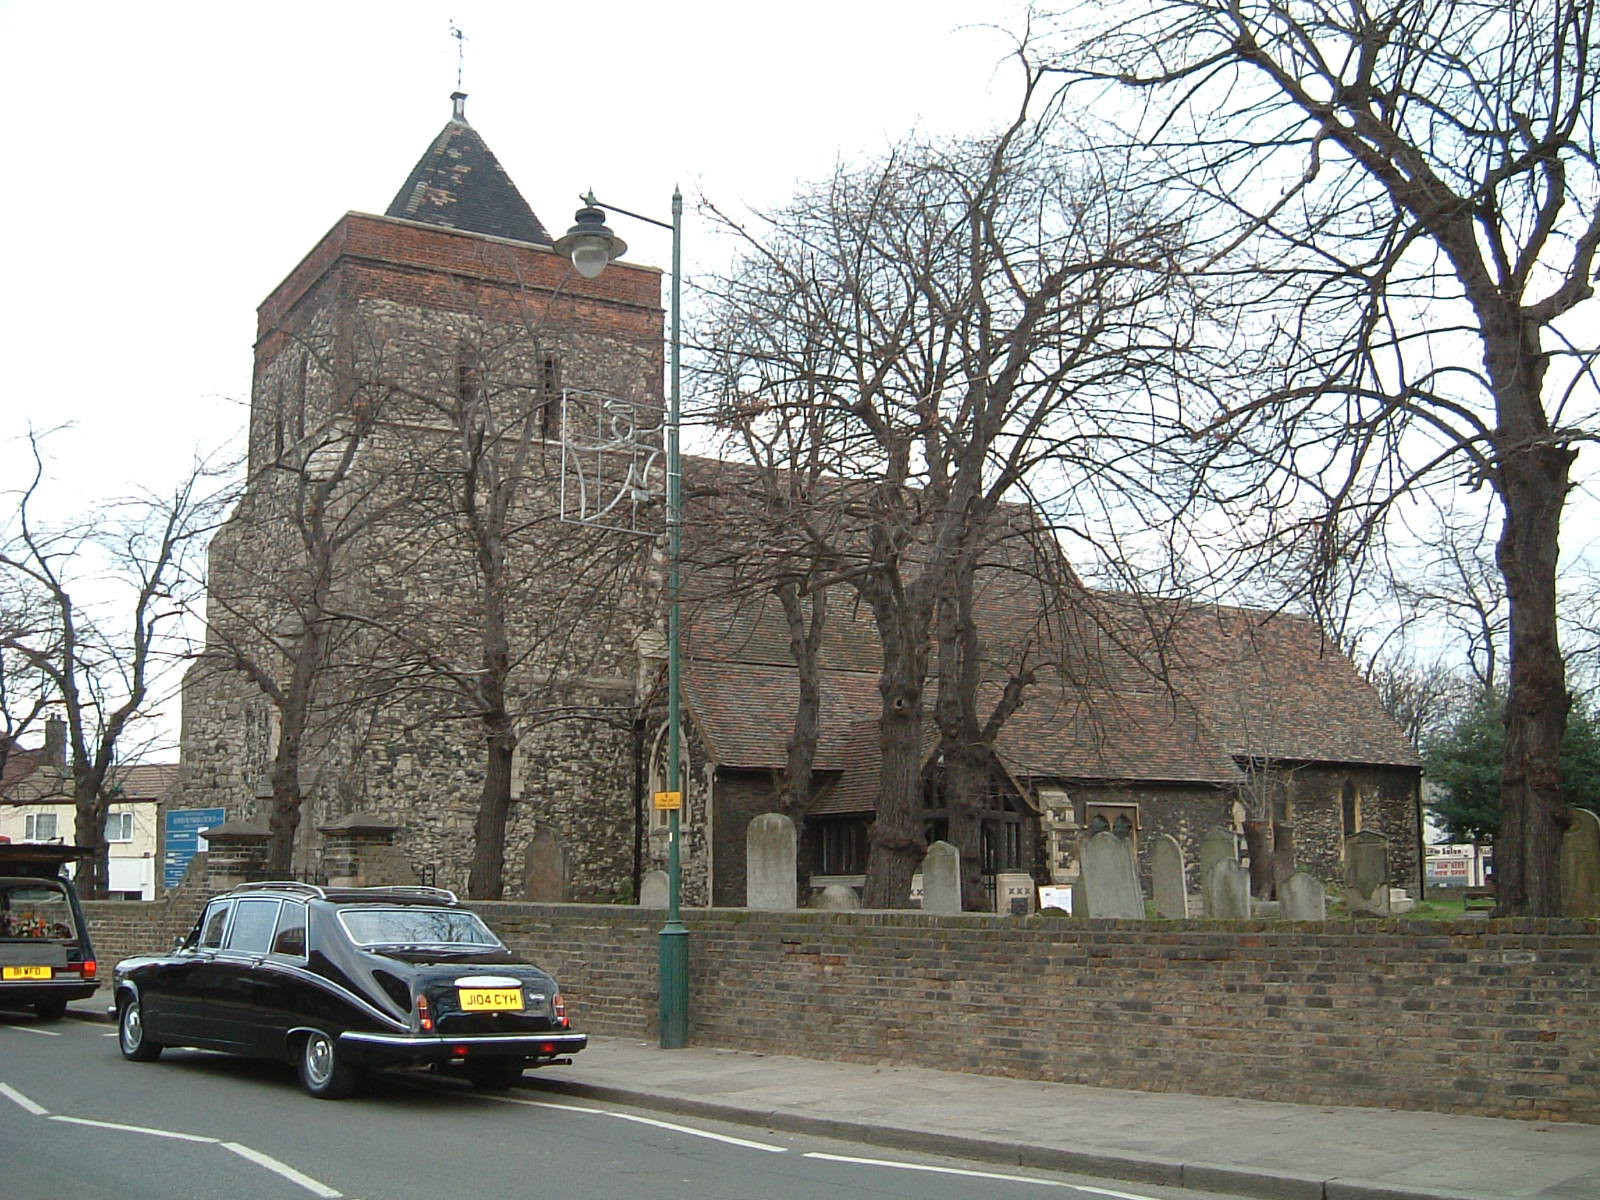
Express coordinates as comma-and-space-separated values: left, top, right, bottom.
174, 96, 1424, 907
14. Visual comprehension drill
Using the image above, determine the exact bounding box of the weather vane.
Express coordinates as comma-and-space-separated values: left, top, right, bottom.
449, 19, 467, 92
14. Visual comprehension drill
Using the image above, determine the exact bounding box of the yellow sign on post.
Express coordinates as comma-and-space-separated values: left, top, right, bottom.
653, 790, 682, 811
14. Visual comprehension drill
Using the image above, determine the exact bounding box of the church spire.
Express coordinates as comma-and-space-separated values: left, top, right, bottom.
384, 94, 551, 245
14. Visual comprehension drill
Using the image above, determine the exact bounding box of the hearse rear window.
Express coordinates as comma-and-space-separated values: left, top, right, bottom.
0, 882, 79, 941
336, 907, 500, 948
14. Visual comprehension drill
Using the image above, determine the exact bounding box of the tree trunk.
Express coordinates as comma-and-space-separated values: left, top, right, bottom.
468, 717, 516, 899
1272, 821, 1296, 895
1242, 820, 1273, 900
1484, 309, 1576, 917
1493, 444, 1576, 916
777, 582, 824, 896
863, 658, 927, 909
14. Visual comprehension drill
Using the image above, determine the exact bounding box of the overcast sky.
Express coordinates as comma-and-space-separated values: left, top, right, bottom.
0, 0, 1032, 505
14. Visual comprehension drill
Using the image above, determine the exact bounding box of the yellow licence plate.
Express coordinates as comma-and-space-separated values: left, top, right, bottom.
2, 966, 53, 981
459, 987, 523, 1012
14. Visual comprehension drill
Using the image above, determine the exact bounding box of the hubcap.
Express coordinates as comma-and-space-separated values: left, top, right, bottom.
122, 1003, 141, 1049
305, 1035, 333, 1085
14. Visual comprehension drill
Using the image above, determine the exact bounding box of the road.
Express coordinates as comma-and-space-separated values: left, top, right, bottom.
0, 1009, 1245, 1200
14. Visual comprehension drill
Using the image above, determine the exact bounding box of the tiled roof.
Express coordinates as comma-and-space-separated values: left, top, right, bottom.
0, 759, 179, 806
1109, 596, 1423, 768
680, 582, 1417, 816
671, 454, 1417, 816
384, 94, 551, 245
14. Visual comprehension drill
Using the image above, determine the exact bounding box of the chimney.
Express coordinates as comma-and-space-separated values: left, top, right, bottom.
43, 717, 66, 769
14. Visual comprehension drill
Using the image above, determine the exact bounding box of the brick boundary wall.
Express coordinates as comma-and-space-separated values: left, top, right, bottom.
82, 900, 1600, 1123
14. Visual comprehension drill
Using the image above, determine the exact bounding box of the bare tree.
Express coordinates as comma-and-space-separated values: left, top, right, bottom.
196, 376, 399, 875
1, 431, 226, 895
374, 324, 652, 899
1051, 0, 1600, 913
695, 86, 1199, 906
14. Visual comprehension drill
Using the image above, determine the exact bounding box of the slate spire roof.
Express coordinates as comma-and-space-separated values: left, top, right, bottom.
384, 92, 551, 245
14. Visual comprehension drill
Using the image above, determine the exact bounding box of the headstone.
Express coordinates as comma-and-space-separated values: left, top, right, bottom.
1561, 808, 1600, 918
1079, 830, 1144, 919
747, 813, 798, 910
1344, 830, 1391, 916
1204, 857, 1252, 919
1151, 834, 1189, 918
811, 884, 860, 911
1199, 828, 1237, 878
919, 841, 962, 914
1280, 871, 1327, 920
639, 869, 670, 909
523, 827, 570, 902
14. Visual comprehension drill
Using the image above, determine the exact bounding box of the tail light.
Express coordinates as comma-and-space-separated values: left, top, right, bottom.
552, 993, 567, 1027
416, 993, 434, 1032
82, 960, 97, 979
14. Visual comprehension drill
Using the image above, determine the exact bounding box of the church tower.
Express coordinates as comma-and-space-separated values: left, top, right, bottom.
179, 96, 665, 900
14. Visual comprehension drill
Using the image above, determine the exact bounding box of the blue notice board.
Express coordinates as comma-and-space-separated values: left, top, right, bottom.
164, 807, 226, 890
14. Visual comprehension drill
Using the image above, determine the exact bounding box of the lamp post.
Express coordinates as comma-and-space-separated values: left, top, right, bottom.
556, 190, 688, 1049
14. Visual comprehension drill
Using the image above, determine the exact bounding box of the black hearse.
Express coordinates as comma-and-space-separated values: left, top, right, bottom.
113, 881, 586, 1099
0, 842, 99, 1019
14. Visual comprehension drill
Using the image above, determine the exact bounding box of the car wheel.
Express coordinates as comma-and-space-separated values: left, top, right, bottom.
118, 995, 164, 1062
297, 1030, 360, 1099
33, 997, 68, 1021
465, 1059, 526, 1091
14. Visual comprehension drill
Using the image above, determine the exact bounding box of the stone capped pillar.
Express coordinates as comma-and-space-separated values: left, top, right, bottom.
317, 812, 407, 888
202, 820, 273, 890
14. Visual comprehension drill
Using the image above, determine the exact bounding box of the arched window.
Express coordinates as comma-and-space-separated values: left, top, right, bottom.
647, 722, 690, 829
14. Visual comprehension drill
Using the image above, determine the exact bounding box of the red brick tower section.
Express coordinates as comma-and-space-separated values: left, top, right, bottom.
247, 213, 663, 474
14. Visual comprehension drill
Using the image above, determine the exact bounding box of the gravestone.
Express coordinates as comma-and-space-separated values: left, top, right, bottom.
522, 827, 569, 902
1344, 830, 1391, 916
1152, 834, 1190, 918
919, 841, 962, 914
1079, 830, 1145, 919
811, 884, 860, 911
1561, 808, 1600, 918
747, 813, 798, 910
1280, 870, 1327, 920
1204, 857, 1252, 919
1199, 828, 1237, 876
639, 869, 670, 909
1198, 828, 1239, 917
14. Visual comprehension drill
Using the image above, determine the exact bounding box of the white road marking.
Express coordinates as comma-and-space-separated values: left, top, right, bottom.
804, 1152, 1153, 1195
489, 1094, 787, 1152
1, 1078, 342, 1197
50, 1115, 219, 1143
603, 1110, 788, 1152
7, 1024, 61, 1036
224, 1141, 344, 1198
0, 1082, 49, 1115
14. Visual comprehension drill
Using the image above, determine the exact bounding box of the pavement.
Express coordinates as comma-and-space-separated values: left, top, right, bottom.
69, 985, 1600, 1200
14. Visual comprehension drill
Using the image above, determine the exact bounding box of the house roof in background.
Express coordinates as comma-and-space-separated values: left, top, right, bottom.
0, 757, 179, 807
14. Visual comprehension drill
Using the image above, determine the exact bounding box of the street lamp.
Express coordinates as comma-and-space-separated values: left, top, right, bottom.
555, 189, 688, 1050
